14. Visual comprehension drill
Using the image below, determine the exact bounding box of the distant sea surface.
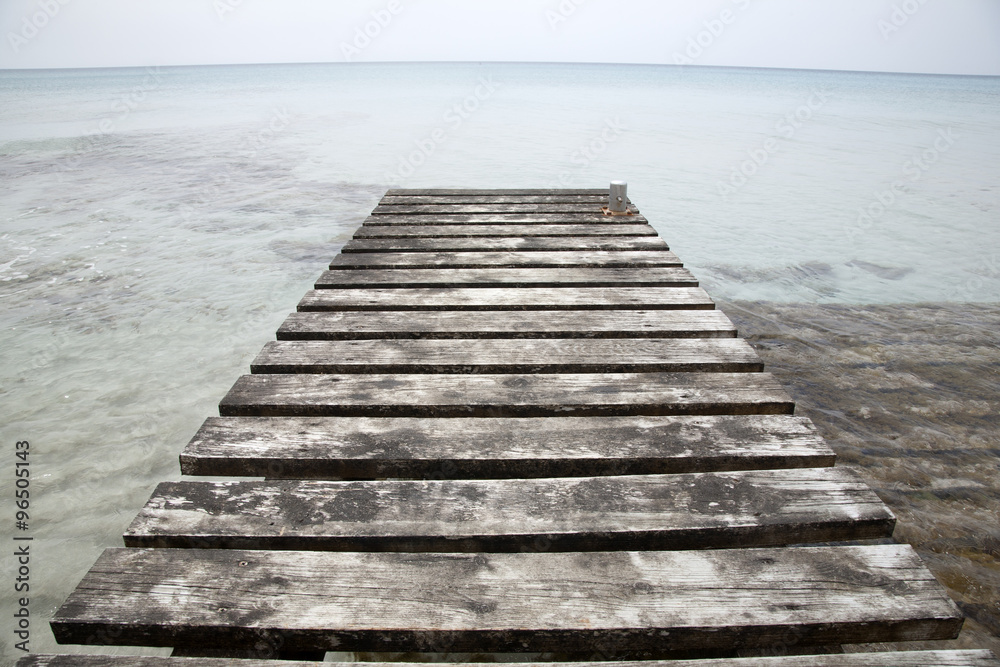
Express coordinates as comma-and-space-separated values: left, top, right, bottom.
1, 63, 998, 662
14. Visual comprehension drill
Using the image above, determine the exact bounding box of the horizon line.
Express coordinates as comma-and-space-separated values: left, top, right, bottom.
2, 60, 998, 79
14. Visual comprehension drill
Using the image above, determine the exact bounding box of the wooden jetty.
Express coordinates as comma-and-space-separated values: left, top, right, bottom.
34, 188, 997, 666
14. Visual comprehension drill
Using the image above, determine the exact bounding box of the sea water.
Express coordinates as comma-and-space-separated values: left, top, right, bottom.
1, 62, 998, 662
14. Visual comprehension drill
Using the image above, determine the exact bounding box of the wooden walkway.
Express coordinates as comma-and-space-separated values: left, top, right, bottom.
36, 189, 997, 666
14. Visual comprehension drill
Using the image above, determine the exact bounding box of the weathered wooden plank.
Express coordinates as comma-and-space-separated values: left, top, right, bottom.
297, 287, 714, 311
16, 658, 324, 667
19, 650, 1000, 666
328, 250, 682, 269
218, 372, 795, 418
386, 188, 610, 195
276, 310, 736, 340
249, 338, 762, 374
364, 213, 650, 225
672, 650, 1000, 667
380, 194, 624, 205
180, 414, 833, 479
665, 654, 1000, 667
371, 204, 639, 215
355, 224, 657, 238
671, 653, 1000, 667
341, 237, 670, 253
315, 267, 697, 288
50, 545, 963, 652
124, 468, 894, 552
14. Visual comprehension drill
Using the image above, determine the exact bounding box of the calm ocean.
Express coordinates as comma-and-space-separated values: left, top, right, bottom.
1, 62, 998, 661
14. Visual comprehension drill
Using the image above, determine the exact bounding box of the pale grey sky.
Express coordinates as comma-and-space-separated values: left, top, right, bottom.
2, 0, 999, 75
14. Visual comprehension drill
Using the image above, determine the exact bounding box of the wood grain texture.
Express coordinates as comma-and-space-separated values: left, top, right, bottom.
249, 338, 762, 374
48, 189, 964, 663
328, 250, 682, 269
362, 213, 649, 225
660, 653, 1000, 667
371, 204, 639, 215
124, 468, 894, 552
386, 188, 611, 195
380, 194, 624, 205
217, 372, 796, 418
314, 267, 697, 288
276, 310, 736, 340
18, 650, 1000, 666
50, 545, 963, 652
16, 657, 322, 666
354, 224, 656, 238
297, 287, 714, 311
341, 237, 670, 253
179, 414, 833, 479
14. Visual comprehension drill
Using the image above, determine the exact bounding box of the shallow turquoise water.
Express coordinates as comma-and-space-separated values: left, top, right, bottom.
0, 62, 998, 662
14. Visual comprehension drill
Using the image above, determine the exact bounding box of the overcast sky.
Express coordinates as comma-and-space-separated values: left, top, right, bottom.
1, 0, 999, 75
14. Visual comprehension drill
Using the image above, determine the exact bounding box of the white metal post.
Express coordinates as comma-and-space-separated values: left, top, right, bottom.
609, 180, 628, 213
